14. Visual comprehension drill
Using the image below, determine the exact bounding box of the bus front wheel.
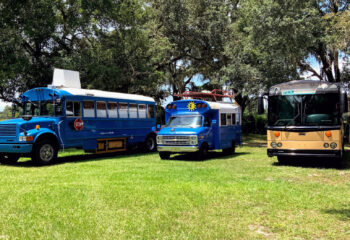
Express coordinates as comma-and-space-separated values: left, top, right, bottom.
159, 152, 170, 160
0, 154, 20, 164
277, 156, 288, 164
198, 143, 209, 160
32, 139, 58, 165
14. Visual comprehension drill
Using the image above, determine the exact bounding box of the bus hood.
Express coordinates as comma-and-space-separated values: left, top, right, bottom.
158, 127, 204, 135
0, 118, 57, 131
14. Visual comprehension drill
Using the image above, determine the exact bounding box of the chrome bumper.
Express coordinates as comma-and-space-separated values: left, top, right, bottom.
158, 146, 199, 152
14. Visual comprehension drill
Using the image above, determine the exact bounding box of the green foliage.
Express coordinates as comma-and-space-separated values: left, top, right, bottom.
242, 113, 267, 134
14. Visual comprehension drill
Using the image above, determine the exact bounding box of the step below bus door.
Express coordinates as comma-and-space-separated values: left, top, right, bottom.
96, 138, 127, 153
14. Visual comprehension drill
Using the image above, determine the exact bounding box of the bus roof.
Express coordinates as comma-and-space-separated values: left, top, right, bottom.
269, 80, 342, 96
59, 87, 155, 102
22, 87, 155, 103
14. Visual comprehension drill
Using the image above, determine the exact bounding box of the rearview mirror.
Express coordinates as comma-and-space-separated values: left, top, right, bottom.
258, 92, 265, 115
339, 89, 347, 114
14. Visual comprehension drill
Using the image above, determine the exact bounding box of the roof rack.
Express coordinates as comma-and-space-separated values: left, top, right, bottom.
174, 89, 235, 102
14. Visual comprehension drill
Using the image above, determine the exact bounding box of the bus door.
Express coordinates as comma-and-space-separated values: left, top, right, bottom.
63, 100, 86, 146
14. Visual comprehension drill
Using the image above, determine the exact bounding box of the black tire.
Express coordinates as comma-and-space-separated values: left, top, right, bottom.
159, 152, 170, 160
277, 156, 288, 164
0, 154, 20, 164
223, 141, 236, 155
32, 139, 58, 164
145, 135, 157, 152
198, 143, 209, 160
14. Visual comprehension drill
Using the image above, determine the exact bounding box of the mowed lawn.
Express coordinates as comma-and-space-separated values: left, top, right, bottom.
0, 135, 350, 239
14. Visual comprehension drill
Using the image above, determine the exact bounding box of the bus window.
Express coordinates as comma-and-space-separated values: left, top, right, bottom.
119, 103, 128, 118
97, 101, 107, 118
232, 114, 236, 125
227, 114, 232, 125
108, 102, 118, 118
139, 104, 147, 118
221, 113, 227, 126
204, 117, 211, 127
66, 101, 81, 117
147, 105, 155, 118
84, 101, 95, 118
129, 104, 137, 118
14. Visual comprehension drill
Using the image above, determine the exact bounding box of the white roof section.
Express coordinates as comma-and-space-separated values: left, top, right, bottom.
52, 68, 81, 89
61, 87, 155, 102
207, 101, 241, 113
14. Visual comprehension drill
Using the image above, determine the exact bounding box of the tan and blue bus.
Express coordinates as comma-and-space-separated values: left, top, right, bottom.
258, 80, 348, 163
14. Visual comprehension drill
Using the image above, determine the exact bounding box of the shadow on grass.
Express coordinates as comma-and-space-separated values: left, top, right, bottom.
323, 208, 350, 221
272, 153, 350, 170
2, 149, 156, 168
164, 151, 249, 162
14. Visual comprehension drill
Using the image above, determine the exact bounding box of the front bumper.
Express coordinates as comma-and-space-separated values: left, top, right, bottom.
0, 143, 33, 154
268, 149, 341, 158
158, 146, 199, 153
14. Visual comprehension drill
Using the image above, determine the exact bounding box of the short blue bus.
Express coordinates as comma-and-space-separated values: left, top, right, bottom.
0, 69, 157, 164
157, 98, 242, 160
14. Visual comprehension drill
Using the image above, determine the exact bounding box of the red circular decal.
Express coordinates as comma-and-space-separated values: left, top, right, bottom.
74, 118, 84, 131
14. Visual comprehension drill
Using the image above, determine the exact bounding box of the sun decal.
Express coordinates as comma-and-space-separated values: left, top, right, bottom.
187, 102, 196, 111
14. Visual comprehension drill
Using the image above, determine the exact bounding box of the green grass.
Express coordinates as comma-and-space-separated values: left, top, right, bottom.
0, 135, 350, 239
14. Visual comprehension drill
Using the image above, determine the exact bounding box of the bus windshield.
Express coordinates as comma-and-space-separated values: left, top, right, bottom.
269, 93, 340, 126
23, 101, 62, 116
166, 116, 203, 128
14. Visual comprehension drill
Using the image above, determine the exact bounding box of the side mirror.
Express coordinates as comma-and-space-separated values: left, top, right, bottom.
258, 92, 265, 115
22, 115, 32, 121
339, 89, 347, 114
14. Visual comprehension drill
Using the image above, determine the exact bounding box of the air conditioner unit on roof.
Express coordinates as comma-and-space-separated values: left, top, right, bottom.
51, 68, 81, 89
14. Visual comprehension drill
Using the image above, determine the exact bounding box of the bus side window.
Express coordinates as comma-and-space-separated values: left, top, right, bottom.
84, 101, 95, 118
108, 102, 118, 118
73, 102, 81, 116
119, 103, 128, 118
204, 117, 211, 127
147, 105, 155, 118
129, 104, 137, 118
66, 101, 81, 117
139, 104, 147, 118
232, 114, 236, 125
227, 114, 232, 125
97, 101, 107, 118
221, 113, 227, 126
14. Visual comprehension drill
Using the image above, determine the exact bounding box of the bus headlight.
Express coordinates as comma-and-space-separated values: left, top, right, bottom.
271, 142, 277, 148
277, 142, 282, 148
190, 135, 198, 145
330, 142, 337, 149
324, 143, 329, 148
19, 136, 34, 142
156, 136, 163, 144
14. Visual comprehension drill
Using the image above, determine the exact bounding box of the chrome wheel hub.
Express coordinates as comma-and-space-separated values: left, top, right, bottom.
40, 144, 54, 162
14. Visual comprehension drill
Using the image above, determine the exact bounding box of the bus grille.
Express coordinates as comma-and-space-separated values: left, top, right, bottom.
0, 124, 17, 136
162, 135, 190, 145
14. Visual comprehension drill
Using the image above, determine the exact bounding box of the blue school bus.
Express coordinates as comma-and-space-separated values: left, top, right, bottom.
157, 95, 242, 159
0, 69, 157, 164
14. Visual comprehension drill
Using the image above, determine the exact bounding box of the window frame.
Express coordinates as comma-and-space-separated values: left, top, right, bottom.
65, 100, 82, 117
83, 100, 95, 118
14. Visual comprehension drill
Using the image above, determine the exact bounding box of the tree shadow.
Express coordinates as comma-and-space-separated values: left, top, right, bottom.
322, 208, 350, 221
272, 155, 350, 170
164, 151, 249, 162
2, 149, 156, 168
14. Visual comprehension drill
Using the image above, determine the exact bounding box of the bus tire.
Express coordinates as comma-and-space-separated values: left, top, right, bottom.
223, 141, 236, 155
198, 143, 209, 160
32, 139, 58, 165
145, 134, 157, 152
277, 156, 288, 164
159, 152, 170, 160
0, 154, 20, 164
